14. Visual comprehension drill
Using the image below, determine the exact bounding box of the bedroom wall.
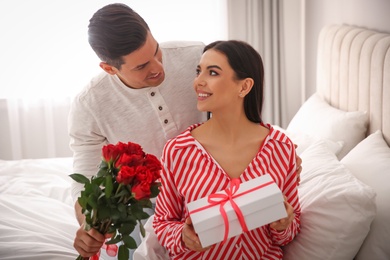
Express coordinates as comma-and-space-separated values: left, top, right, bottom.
303, 0, 390, 99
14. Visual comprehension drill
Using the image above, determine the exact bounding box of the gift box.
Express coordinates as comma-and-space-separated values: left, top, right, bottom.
187, 174, 287, 247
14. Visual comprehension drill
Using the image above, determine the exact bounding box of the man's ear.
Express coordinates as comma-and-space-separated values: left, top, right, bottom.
99, 62, 118, 75
239, 78, 254, 97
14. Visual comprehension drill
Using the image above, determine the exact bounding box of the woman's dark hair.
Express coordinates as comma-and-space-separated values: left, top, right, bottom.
204, 40, 264, 123
88, 3, 150, 69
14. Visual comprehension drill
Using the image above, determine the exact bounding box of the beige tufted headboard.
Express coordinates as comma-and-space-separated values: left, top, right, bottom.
316, 24, 390, 145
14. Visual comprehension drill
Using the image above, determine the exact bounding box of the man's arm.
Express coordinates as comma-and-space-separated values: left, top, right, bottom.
68, 95, 108, 257
74, 201, 84, 225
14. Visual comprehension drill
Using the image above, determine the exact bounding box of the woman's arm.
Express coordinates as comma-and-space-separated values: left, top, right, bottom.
152, 144, 189, 256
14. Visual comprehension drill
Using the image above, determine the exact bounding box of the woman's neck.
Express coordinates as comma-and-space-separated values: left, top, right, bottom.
202, 113, 257, 143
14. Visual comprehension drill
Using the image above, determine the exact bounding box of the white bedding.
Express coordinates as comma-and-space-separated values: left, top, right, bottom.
0, 157, 79, 260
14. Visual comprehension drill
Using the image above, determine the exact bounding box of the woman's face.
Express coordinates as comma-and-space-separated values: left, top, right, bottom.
194, 49, 243, 113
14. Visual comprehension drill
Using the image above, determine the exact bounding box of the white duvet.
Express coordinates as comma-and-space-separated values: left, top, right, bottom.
0, 157, 79, 260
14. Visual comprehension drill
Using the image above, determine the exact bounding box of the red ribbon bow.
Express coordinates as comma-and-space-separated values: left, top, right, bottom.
90, 240, 118, 260
207, 178, 249, 244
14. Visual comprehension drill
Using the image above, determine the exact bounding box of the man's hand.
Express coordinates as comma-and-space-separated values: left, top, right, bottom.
294, 144, 302, 185
182, 217, 212, 252
73, 201, 105, 257
73, 223, 105, 258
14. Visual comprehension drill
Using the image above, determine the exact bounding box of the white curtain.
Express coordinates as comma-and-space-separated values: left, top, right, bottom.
227, 0, 287, 126
0, 98, 73, 160
0, 0, 228, 160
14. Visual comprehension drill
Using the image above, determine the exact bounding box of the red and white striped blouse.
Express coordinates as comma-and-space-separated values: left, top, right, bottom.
153, 123, 301, 260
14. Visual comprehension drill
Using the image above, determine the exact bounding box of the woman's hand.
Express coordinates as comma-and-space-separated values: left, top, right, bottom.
269, 196, 295, 231
182, 217, 212, 252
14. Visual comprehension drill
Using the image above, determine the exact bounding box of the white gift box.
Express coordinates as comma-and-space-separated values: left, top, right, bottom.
187, 174, 287, 248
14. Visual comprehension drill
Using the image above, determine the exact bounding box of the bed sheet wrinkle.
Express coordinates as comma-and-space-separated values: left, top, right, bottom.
0, 157, 74, 204
0, 195, 79, 259
0, 240, 77, 260
0, 157, 79, 260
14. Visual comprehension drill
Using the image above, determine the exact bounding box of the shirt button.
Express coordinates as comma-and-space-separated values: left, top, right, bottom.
158, 106, 163, 111
150, 92, 155, 96
164, 119, 168, 124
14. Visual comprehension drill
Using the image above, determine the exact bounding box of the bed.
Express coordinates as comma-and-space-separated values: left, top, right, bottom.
0, 157, 79, 259
1, 24, 389, 260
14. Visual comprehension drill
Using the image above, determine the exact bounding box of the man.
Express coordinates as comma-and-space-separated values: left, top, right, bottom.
69, 3, 302, 259
69, 3, 206, 258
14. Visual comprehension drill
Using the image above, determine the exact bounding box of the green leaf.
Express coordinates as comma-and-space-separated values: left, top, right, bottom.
137, 199, 152, 208
91, 176, 105, 186
86, 194, 98, 209
77, 196, 88, 209
118, 244, 130, 260
150, 183, 161, 198
69, 173, 90, 184
122, 235, 137, 249
119, 223, 135, 236
113, 189, 129, 199
96, 160, 110, 175
97, 206, 111, 220
123, 214, 137, 225
130, 204, 151, 220
139, 211, 151, 220
110, 208, 122, 221
106, 236, 121, 245
117, 203, 126, 213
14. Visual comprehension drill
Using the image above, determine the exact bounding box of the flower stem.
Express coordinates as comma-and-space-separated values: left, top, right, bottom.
75, 254, 85, 260
138, 220, 146, 237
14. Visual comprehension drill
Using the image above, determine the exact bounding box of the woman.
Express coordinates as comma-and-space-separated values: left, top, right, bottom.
153, 40, 301, 259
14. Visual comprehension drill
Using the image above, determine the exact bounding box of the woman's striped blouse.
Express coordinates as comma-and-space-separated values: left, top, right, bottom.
153, 124, 301, 260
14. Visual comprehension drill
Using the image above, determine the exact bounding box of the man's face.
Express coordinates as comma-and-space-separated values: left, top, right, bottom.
102, 31, 165, 89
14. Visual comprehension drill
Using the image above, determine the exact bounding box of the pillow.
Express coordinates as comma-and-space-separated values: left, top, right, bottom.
341, 131, 390, 260
287, 93, 369, 159
272, 125, 344, 156
282, 141, 376, 260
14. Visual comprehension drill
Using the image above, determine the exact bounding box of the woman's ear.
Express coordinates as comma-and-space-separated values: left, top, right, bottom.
239, 78, 254, 97
99, 62, 118, 75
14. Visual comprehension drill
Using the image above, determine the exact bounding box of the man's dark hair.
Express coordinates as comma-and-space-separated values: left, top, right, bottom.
88, 3, 150, 69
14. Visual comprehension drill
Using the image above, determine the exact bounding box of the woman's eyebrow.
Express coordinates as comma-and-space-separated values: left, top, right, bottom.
207, 65, 222, 70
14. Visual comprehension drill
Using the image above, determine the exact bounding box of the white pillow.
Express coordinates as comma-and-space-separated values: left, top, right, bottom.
272, 125, 344, 156
282, 141, 376, 260
341, 131, 390, 260
287, 93, 368, 159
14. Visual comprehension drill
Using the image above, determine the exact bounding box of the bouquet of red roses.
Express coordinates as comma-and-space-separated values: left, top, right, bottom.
70, 141, 162, 260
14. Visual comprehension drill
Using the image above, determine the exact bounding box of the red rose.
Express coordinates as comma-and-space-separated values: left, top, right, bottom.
115, 153, 144, 168
116, 142, 145, 157
131, 181, 151, 200
102, 144, 121, 162
135, 166, 154, 184
116, 166, 137, 185
144, 154, 162, 170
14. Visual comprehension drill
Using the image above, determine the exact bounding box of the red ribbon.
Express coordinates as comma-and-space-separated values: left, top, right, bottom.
90, 240, 118, 260
208, 178, 248, 243
190, 178, 274, 244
